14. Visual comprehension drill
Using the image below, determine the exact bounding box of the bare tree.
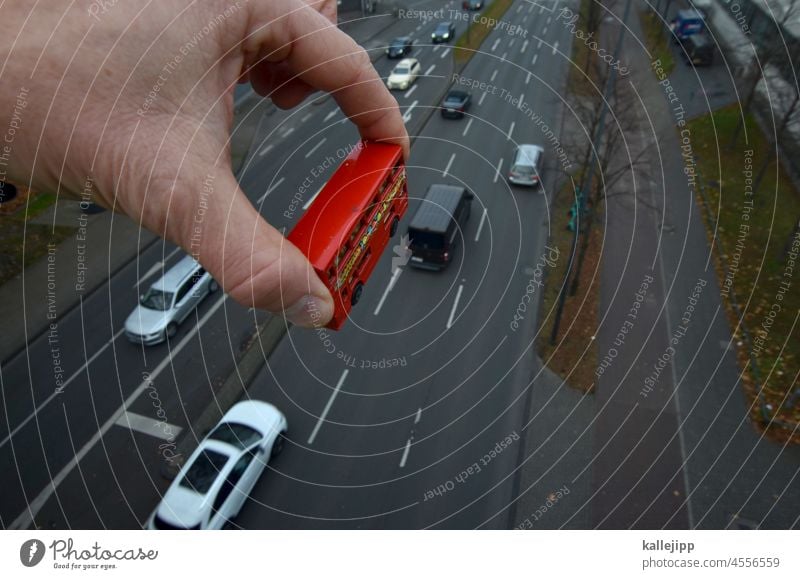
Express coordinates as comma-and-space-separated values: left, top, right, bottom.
565, 57, 653, 296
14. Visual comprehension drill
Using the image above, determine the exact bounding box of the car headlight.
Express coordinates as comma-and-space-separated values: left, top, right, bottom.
444, 33, 450, 38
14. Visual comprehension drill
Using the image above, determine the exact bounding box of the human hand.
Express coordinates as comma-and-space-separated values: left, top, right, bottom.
0, 0, 409, 327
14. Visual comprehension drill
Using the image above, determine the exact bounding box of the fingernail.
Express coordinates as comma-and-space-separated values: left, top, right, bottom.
283, 294, 332, 328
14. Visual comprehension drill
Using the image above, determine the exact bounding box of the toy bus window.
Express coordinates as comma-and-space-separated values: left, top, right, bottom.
356, 248, 372, 273
327, 266, 336, 280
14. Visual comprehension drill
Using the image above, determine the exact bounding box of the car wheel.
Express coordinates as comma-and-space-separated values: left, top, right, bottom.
166, 323, 178, 339
270, 432, 286, 459
390, 216, 399, 237
351, 282, 364, 306
208, 279, 219, 293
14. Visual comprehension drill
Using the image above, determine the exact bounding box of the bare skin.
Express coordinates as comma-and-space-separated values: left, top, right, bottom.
0, 0, 409, 326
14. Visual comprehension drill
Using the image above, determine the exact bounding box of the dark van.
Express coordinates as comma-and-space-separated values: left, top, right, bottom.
683, 34, 714, 66
407, 184, 473, 270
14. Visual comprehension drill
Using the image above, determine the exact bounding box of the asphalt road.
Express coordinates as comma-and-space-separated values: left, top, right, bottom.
233, 0, 575, 529
0, 0, 575, 530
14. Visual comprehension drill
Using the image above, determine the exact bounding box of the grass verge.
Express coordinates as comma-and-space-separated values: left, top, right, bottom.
638, 10, 675, 77
690, 105, 800, 440
453, 0, 516, 68
536, 181, 600, 393
0, 191, 74, 286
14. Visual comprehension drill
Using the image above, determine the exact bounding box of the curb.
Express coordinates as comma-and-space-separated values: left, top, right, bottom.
162, 314, 289, 479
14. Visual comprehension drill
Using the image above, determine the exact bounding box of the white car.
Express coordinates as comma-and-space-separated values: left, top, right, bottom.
147, 401, 288, 530
125, 254, 218, 345
386, 58, 421, 90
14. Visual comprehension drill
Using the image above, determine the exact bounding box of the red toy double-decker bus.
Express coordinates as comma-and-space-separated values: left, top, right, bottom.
288, 140, 409, 330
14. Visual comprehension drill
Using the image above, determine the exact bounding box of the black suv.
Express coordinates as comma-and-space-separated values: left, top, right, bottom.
441, 90, 471, 118
432, 22, 455, 43
386, 36, 413, 59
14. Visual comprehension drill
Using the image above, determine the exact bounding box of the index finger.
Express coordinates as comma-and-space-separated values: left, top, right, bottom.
244, 0, 410, 158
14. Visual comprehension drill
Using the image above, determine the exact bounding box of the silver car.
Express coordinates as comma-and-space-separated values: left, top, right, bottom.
508, 144, 544, 187
125, 255, 218, 345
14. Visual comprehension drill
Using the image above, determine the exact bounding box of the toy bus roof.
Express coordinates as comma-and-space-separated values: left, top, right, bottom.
287, 140, 403, 270
408, 184, 466, 234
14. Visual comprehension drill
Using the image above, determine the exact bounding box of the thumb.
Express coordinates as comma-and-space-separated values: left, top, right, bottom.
176, 168, 334, 328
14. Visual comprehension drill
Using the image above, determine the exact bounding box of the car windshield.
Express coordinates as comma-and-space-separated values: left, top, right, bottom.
140, 288, 174, 311
179, 449, 229, 494
390, 39, 406, 48
394, 66, 409, 75
445, 92, 466, 103
436, 24, 450, 32
207, 422, 262, 450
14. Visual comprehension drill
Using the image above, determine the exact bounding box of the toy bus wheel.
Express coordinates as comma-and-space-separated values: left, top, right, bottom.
390, 215, 399, 237
351, 282, 364, 306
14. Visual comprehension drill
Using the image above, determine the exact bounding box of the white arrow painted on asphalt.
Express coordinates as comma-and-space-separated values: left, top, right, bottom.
403, 100, 418, 123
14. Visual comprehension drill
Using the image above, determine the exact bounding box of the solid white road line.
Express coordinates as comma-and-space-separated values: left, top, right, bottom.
553, 40, 559, 55
0, 327, 126, 450
440, 47, 450, 59
403, 100, 418, 122
507, 121, 515, 139
462, 118, 473, 136
424, 64, 436, 76
307, 369, 349, 445
323, 110, 338, 123
475, 208, 488, 242
258, 143, 275, 157
374, 267, 403, 315
302, 186, 323, 210
305, 137, 327, 158
447, 284, 464, 329
9, 294, 229, 530
257, 176, 285, 205
494, 157, 504, 183
133, 246, 182, 288
415, 407, 422, 424
443, 153, 456, 177
399, 438, 412, 468
114, 411, 183, 442
405, 84, 418, 98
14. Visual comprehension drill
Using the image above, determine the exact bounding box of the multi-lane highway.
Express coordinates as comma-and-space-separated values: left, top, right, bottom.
0, 0, 575, 529
234, 0, 574, 529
